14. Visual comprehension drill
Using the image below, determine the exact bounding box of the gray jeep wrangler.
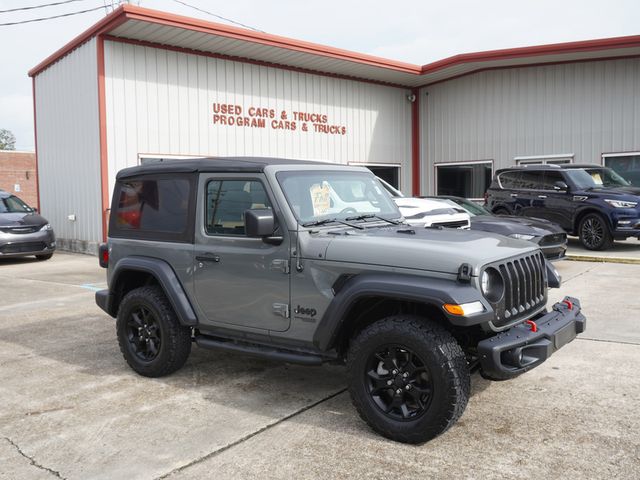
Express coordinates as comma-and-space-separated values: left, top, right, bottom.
96, 157, 586, 444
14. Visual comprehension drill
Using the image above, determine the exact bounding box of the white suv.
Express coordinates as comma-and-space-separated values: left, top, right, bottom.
377, 178, 470, 229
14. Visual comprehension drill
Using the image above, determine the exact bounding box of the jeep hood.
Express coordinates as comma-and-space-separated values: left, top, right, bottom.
319, 226, 538, 275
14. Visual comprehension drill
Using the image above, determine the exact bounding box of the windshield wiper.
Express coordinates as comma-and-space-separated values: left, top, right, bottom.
345, 214, 402, 225
302, 218, 364, 230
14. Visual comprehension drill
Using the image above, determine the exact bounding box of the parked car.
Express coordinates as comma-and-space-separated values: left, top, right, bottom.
96, 157, 586, 444
377, 178, 470, 229
425, 195, 567, 260
485, 164, 640, 250
0, 190, 55, 260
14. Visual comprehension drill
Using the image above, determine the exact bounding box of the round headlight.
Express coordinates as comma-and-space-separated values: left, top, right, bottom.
481, 267, 504, 303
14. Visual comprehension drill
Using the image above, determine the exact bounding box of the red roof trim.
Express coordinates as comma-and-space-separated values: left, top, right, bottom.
29, 4, 640, 81
103, 35, 411, 89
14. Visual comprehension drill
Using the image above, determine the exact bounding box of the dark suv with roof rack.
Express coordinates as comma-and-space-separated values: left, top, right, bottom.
485, 164, 640, 250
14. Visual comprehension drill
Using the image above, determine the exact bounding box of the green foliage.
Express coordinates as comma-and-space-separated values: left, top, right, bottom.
0, 129, 16, 150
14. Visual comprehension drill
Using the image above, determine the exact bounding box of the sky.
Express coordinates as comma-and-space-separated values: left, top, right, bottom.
0, 0, 639, 151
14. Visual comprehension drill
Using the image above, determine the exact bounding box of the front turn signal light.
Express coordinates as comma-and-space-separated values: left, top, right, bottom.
443, 301, 485, 316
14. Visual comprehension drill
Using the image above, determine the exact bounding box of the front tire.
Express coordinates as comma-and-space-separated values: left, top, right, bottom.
579, 213, 613, 250
36, 253, 53, 261
116, 285, 192, 377
346, 315, 470, 444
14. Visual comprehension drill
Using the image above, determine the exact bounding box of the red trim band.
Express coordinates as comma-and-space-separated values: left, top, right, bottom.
411, 88, 420, 196
29, 4, 640, 85
102, 35, 410, 90
97, 35, 109, 243
31, 77, 40, 212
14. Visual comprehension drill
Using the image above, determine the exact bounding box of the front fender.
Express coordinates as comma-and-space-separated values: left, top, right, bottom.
313, 273, 494, 351
108, 256, 198, 326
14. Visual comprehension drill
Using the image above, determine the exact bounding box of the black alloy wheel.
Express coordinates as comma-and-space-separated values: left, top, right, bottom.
116, 286, 192, 378
127, 305, 161, 362
579, 213, 612, 250
346, 315, 470, 444
366, 345, 433, 421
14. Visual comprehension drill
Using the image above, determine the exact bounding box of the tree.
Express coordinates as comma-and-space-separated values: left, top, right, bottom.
0, 129, 16, 150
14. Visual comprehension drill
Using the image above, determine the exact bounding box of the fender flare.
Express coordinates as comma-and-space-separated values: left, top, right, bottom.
109, 256, 198, 326
313, 273, 493, 351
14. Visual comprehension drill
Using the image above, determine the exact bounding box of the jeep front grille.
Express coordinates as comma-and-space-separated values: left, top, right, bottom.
494, 251, 547, 326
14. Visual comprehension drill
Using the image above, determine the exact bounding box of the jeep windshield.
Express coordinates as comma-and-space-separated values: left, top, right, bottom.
277, 170, 401, 225
566, 167, 631, 189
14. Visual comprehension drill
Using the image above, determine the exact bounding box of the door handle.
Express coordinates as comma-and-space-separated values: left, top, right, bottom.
510, 193, 518, 198
538, 195, 547, 199
196, 254, 220, 263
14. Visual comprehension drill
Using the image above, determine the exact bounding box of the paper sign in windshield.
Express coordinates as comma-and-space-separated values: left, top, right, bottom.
310, 182, 331, 216
591, 173, 604, 185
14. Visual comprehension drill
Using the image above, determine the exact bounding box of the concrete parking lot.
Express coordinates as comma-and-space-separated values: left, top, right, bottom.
1, 253, 638, 480
566, 237, 640, 264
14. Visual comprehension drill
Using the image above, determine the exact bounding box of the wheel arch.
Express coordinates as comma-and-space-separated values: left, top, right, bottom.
313, 273, 493, 354
109, 256, 198, 326
573, 207, 612, 234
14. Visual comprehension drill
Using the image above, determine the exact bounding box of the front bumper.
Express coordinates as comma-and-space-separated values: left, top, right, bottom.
477, 296, 586, 380
0, 230, 56, 257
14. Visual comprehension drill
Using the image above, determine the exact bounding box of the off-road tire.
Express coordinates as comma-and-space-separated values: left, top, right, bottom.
35, 253, 53, 261
346, 315, 470, 444
578, 213, 613, 251
116, 285, 191, 377
493, 207, 510, 216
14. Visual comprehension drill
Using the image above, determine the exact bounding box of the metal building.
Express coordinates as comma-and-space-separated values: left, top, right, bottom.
29, 5, 640, 252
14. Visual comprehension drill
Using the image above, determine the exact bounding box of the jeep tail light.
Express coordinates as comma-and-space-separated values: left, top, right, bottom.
98, 243, 109, 268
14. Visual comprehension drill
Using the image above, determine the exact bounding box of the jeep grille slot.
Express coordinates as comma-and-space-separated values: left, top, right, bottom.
495, 252, 547, 327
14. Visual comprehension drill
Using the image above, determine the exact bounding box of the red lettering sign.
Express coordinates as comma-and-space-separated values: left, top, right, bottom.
211, 103, 347, 135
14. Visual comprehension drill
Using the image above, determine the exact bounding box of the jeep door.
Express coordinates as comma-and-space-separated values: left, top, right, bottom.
192, 174, 291, 332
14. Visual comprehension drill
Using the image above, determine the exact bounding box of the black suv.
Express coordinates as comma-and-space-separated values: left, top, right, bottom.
486, 164, 640, 250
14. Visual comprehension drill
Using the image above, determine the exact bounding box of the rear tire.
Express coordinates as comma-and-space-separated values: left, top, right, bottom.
346, 315, 470, 444
116, 285, 192, 377
35, 253, 53, 261
578, 213, 613, 250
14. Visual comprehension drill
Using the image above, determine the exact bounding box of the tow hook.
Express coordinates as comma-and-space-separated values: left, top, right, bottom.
525, 320, 538, 332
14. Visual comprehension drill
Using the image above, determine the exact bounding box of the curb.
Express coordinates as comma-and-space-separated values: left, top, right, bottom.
565, 254, 640, 265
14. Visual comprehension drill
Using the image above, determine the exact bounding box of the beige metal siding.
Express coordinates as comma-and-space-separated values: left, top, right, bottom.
420, 58, 640, 194
103, 40, 412, 194
34, 38, 101, 252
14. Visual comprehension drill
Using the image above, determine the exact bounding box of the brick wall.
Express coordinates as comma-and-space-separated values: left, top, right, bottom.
0, 150, 38, 208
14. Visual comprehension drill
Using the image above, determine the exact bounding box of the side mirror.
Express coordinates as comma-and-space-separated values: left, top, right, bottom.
245, 208, 275, 237
553, 181, 569, 192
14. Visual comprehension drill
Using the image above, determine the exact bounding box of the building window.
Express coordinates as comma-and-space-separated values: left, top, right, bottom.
435, 161, 492, 200
515, 154, 573, 166
603, 153, 640, 186
365, 165, 400, 189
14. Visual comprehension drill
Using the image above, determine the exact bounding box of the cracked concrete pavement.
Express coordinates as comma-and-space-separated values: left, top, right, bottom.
0, 252, 638, 479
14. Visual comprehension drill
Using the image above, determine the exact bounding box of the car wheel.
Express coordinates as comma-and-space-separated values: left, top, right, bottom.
346, 315, 470, 444
493, 207, 510, 215
35, 253, 53, 261
579, 213, 613, 250
116, 285, 192, 377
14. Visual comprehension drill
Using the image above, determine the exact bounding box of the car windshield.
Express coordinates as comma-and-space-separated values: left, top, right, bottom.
565, 167, 631, 189
448, 197, 490, 216
277, 170, 400, 225
0, 195, 32, 213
